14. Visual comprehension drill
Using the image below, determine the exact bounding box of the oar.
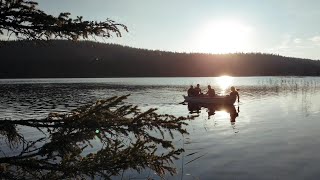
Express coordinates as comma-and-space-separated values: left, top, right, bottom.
179, 101, 186, 105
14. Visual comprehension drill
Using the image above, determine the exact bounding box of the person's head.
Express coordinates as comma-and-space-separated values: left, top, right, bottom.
190, 85, 194, 88
231, 86, 236, 92
208, 85, 211, 89
197, 84, 200, 88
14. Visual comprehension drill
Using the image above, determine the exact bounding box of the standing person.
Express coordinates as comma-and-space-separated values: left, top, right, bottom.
187, 85, 195, 97
206, 85, 215, 97
194, 84, 202, 96
229, 86, 240, 102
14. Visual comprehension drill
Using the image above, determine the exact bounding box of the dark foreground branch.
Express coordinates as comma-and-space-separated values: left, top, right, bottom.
0, 0, 128, 40
0, 95, 193, 179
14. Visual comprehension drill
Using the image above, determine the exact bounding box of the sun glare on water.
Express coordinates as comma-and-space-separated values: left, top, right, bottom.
194, 20, 252, 54
216, 75, 234, 93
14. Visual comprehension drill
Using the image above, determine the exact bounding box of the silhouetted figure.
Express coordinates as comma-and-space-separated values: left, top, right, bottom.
187, 85, 195, 97
194, 84, 202, 96
229, 86, 240, 102
206, 85, 215, 97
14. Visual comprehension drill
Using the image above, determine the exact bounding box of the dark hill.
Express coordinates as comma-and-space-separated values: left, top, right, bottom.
1, 40, 320, 78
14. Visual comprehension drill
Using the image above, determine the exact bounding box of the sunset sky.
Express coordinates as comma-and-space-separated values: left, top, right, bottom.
38, 0, 320, 59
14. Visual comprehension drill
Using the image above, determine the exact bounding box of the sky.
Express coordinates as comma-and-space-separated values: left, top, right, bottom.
35, 0, 320, 60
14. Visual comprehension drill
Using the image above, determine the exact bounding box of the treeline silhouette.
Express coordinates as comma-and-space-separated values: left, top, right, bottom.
1, 40, 320, 78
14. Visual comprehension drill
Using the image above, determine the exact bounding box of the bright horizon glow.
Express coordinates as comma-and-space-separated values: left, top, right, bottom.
35, 0, 320, 60
194, 20, 253, 54
216, 75, 234, 94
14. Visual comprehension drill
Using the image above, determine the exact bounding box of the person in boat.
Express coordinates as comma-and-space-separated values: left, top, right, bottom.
229, 86, 240, 102
206, 85, 215, 97
194, 84, 202, 96
187, 85, 196, 97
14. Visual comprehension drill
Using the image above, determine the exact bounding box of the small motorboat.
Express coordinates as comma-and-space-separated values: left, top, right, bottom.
183, 95, 236, 105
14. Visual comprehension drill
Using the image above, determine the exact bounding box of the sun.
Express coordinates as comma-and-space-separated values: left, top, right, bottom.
194, 20, 252, 53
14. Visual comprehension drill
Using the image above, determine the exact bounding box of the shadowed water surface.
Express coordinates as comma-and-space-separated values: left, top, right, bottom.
1, 77, 320, 179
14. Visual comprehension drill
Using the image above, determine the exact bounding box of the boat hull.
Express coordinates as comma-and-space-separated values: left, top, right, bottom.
183, 95, 236, 104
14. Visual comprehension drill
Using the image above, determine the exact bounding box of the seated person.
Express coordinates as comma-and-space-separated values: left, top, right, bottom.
229, 86, 240, 102
187, 85, 195, 97
206, 85, 215, 97
194, 84, 202, 96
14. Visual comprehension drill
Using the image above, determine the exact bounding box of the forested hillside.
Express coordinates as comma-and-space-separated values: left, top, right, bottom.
1, 40, 320, 78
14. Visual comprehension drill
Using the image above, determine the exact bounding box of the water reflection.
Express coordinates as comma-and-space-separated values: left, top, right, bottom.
2, 77, 320, 179
0, 96, 189, 179
187, 103, 239, 123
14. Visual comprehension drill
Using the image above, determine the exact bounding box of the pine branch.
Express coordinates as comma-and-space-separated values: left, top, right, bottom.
0, 95, 193, 179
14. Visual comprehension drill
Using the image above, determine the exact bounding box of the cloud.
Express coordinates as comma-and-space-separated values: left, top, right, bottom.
293, 38, 301, 44
266, 34, 320, 59
265, 34, 317, 59
309, 36, 320, 43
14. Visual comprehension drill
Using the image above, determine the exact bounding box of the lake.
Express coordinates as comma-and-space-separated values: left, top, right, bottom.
1, 77, 320, 179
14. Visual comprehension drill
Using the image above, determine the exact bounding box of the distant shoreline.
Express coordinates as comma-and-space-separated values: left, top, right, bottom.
1, 75, 320, 80
1, 40, 320, 78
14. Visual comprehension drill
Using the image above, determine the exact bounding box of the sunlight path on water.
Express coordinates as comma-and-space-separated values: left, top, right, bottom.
215, 75, 234, 94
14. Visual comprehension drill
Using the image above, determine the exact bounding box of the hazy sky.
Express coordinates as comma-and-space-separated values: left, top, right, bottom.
37, 0, 320, 59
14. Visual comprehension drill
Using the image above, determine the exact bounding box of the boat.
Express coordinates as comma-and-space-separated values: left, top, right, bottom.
183, 95, 236, 104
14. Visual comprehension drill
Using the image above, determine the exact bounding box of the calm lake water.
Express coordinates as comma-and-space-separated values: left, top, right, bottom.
1, 77, 320, 179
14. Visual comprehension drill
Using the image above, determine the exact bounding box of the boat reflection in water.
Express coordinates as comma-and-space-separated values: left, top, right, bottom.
187, 103, 240, 123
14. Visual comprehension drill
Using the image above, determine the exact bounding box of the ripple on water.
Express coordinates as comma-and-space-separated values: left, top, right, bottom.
1, 77, 320, 179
